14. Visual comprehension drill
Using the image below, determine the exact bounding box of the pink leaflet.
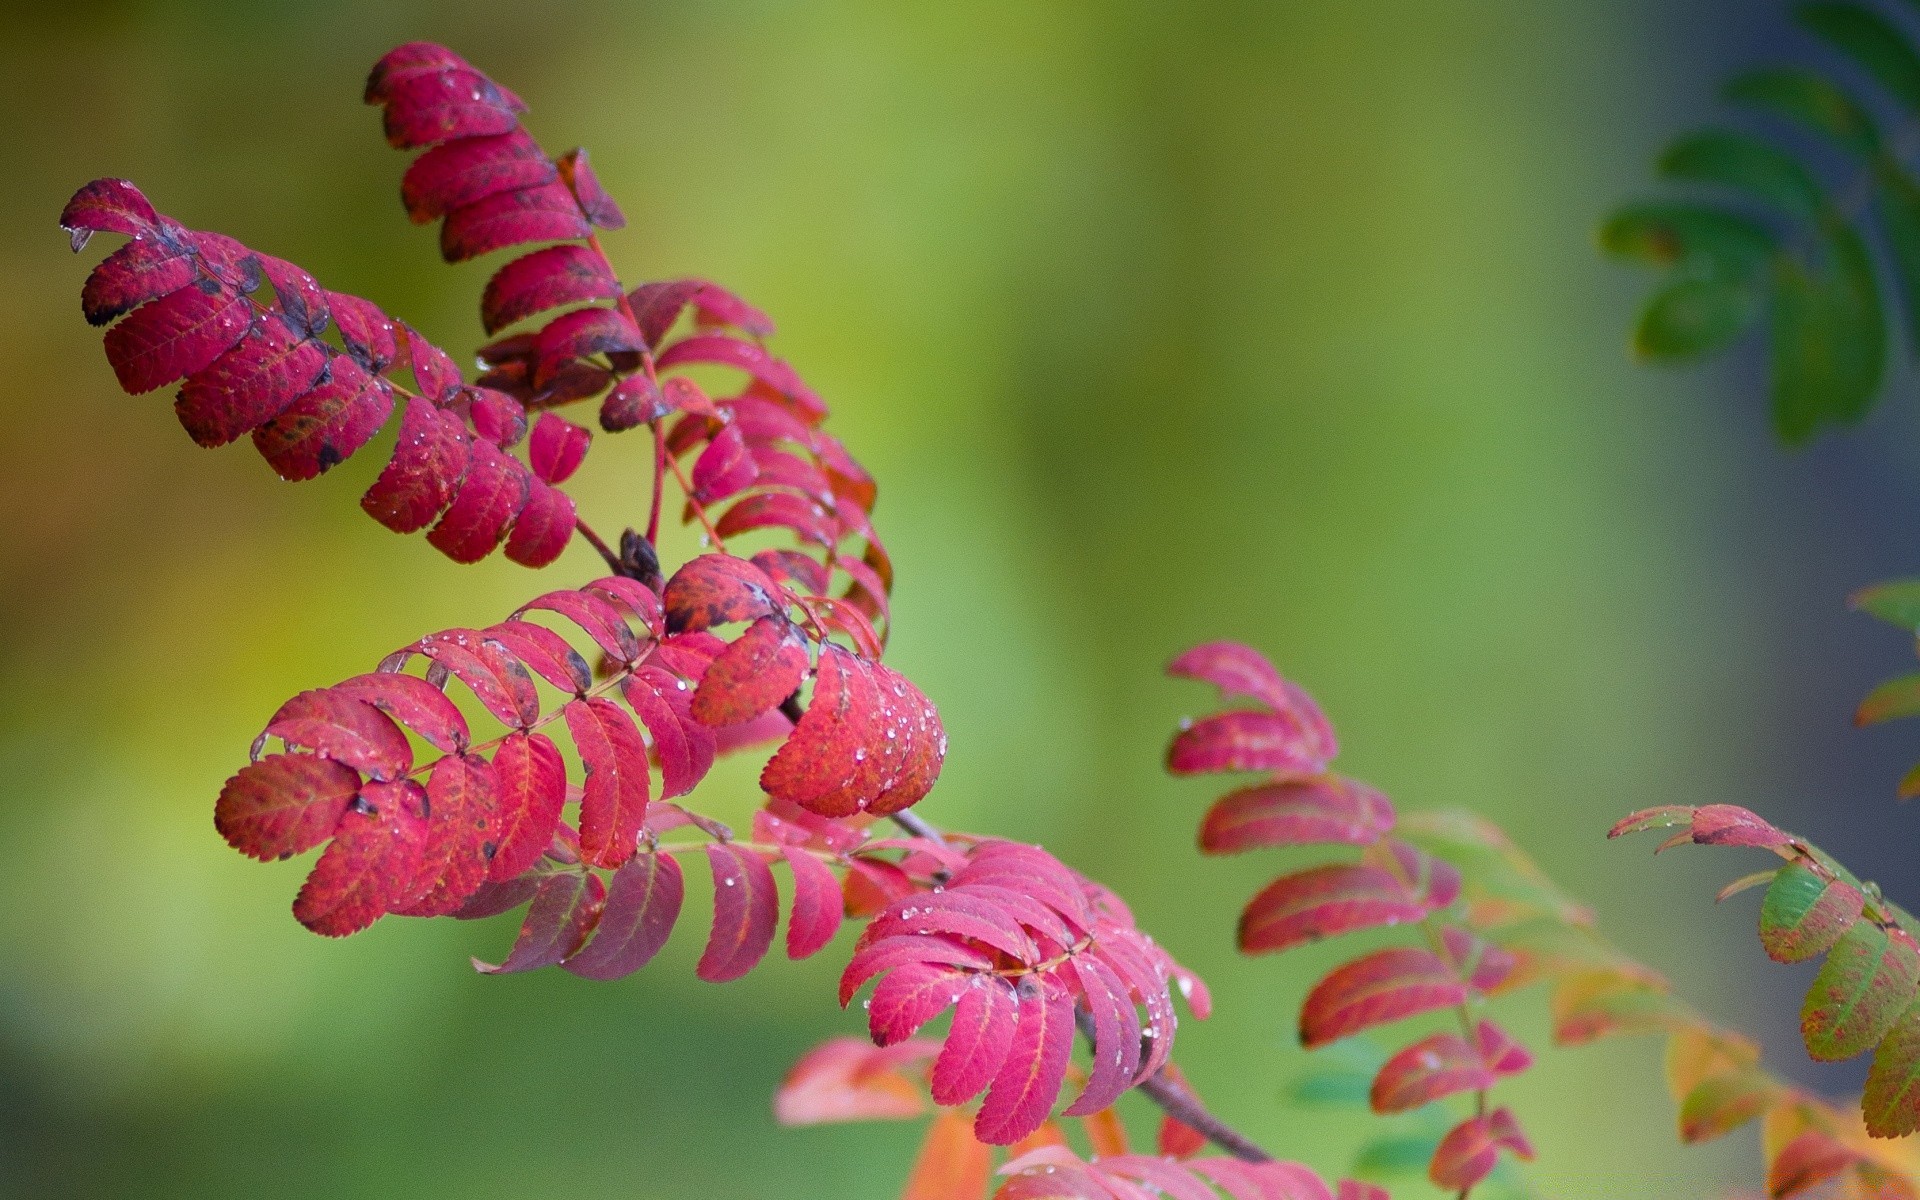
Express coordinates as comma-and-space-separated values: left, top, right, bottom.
396, 629, 540, 728
174, 313, 331, 447
252, 356, 395, 481
626, 279, 703, 347
865, 889, 1037, 962
1167, 709, 1335, 777
931, 974, 1020, 1106
1199, 776, 1395, 853
440, 181, 591, 263
486, 731, 568, 881
623, 669, 713, 799
566, 697, 652, 869
326, 290, 397, 372
365, 43, 502, 105
688, 280, 775, 337
556, 148, 625, 230
102, 282, 250, 394
330, 671, 470, 754
528, 413, 590, 484
502, 478, 575, 568
562, 850, 685, 980
82, 234, 196, 325
215, 753, 360, 863
60, 177, 159, 250
1169, 641, 1301, 711
518, 588, 643, 664
716, 491, 839, 547
691, 615, 809, 726
762, 647, 870, 816
655, 334, 825, 420
260, 687, 412, 781
1064, 952, 1143, 1116
534, 306, 646, 384
975, 974, 1076, 1145
868, 961, 968, 1045
292, 779, 430, 937
403, 323, 462, 401
483, 619, 591, 694
395, 752, 501, 917
1428, 1108, 1533, 1191
454, 385, 527, 447
698, 843, 779, 982
401, 128, 555, 223
755, 548, 832, 595
662, 554, 786, 633
1299, 947, 1470, 1049
426, 438, 532, 563
598, 374, 665, 431
841, 934, 995, 1006
866, 663, 945, 816
378, 65, 523, 149
362, 396, 472, 534
782, 844, 843, 959
1369, 1030, 1497, 1114
482, 245, 622, 334
584, 577, 665, 639
256, 255, 329, 339
691, 423, 758, 504
473, 868, 606, 973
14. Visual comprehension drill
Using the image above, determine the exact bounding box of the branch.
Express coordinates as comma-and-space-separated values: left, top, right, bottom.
886, 810, 1276, 1164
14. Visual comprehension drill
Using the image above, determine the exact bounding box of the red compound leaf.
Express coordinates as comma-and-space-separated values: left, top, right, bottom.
331, 672, 469, 753
1237, 854, 1449, 956
692, 615, 809, 726
562, 850, 685, 980
664, 554, 787, 634
566, 697, 652, 869
293, 779, 430, 937
975, 974, 1077, 1146
441, 182, 590, 263
932, 975, 1021, 1106
481, 244, 622, 334
782, 844, 843, 959
396, 752, 500, 916
1299, 947, 1470, 1048
82, 234, 196, 325
175, 311, 331, 447
1199, 776, 1395, 852
103, 282, 251, 394
401, 128, 554, 223
698, 842, 779, 982
870, 962, 971, 1045
1428, 1107, 1533, 1192
60, 176, 159, 250
474, 867, 606, 973
215, 754, 360, 862
534, 305, 645, 384
426, 438, 532, 563
486, 731, 568, 882
252, 356, 394, 481
257, 687, 412, 781
362, 395, 472, 534
527, 412, 590, 484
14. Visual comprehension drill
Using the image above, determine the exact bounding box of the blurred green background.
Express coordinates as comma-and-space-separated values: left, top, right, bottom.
8, 0, 1920, 1195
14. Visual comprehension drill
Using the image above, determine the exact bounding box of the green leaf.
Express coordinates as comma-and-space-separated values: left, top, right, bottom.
1761, 861, 1866, 962
1768, 224, 1886, 443
1800, 921, 1920, 1061
1725, 67, 1882, 157
1859, 674, 1920, 725
1678, 1067, 1775, 1143
1599, 203, 1779, 278
1850, 579, 1920, 630
1352, 1135, 1442, 1179
1634, 278, 1763, 361
1660, 129, 1826, 219
1866, 997, 1920, 1137
1798, 2, 1920, 113
1869, 165, 1920, 351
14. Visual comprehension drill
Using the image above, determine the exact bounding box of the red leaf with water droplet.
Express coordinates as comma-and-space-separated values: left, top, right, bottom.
396, 752, 500, 916
663, 554, 786, 633
473, 867, 605, 973
427, 439, 531, 562
556, 147, 624, 230
1199, 776, 1394, 852
1063, 952, 1142, 1116
293, 779, 430, 937
397, 628, 539, 727
932, 974, 1020, 1106
102, 282, 251, 394
441, 181, 590, 262
61, 177, 159, 250
1238, 862, 1439, 956
327, 291, 397, 372
1371, 1020, 1531, 1113
486, 731, 567, 881
331, 671, 469, 754
1168, 709, 1334, 777
482, 244, 621, 334
563, 850, 685, 980
362, 396, 471, 534
215, 753, 361, 862
401, 128, 554, 223
82, 233, 195, 325
252, 356, 394, 481
502, 477, 575, 567
691, 615, 808, 726
260, 687, 411, 780
975, 974, 1075, 1145
376, 62, 523, 149
527, 412, 590, 484
699, 842, 779, 982
174, 316, 330, 447
870, 961, 969, 1045
534, 305, 645, 384
566, 697, 651, 869
1299, 947, 1469, 1048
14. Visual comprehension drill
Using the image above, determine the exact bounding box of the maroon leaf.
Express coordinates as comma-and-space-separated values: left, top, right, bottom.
1063, 952, 1143, 1116
403, 324, 462, 401
566, 697, 651, 869
484, 619, 591, 694
519, 588, 643, 664
556, 147, 625, 230
627, 279, 702, 347
562, 850, 685, 980
215, 753, 361, 862
440, 181, 591, 263
932, 974, 1020, 1106
252, 356, 395, 481
327, 291, 397, 372
101, 282, 251, 394
256, 255, 329, 339
61, 177, 159, 251
82, 234, 195, 325
473, 868, 606, 973
528, 413, 591, 484
663, 554, 786, 633
715, 492, 840, 547
691, 423, 757, 503
698, 842, 779, 982
396, 629, 539, 728
481, 244, 622, 334
292, 779, 430, 937
502, 478, 576, 568
396, 752, 500, 916
362, 396, 472, 534
688, 280, 775, 337
331, 671, 470, 754
623, 668, 714, 800
691, 615, 809, 726
599, 374, 666, 431
486, 731, 568, 881
534, 306, 645, 383
1299, 947, 1469, 1048
260, 687, 412, 780
455, 385, 527, 447
654, 335, 824, 419
378, 64, 523, 150
426, 438, 531, 563
1199, 776, 1395, 852
975, 974, 1076, 1145
1167, 709, 1334, 777
401, 128, 555, 223
783, 844, 843, 959
174, 315, 331, 447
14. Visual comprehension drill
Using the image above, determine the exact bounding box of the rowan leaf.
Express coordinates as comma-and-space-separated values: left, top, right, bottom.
400, 128, 553, 223
1865, 997, 1920, 1138
555, 147, 625, 230
782, 844, 842, 959
566, 697, 651, 869
1678, 1067, 1774, 1143
102, 282, 251, 394
82, 234, 196, 325
1299, 948, 1468, 1048
932, 974, 1020, 1106
562, 850, 685, 980
440, 181, 590, 263
60, 177, 159, 250
1428, 1108, 1532, 1191
252, 357, 395, 481
1802, 922, 1920, 1061
870, 961, 970, 1045
902, 1109, 994, 1200
215, 753, 361, 862
692, 615, 809, 726
293, 779, 430, 937
473, 867, 605, 973
663, 554, 785, 633
774, 1037, 935, 1126
1370, 1020, 1531, 1114
534, 305, 645, 383
1198, 776, 1394, 852
975, 974, 1076, 1146
698, 842, 779, 982
1168, 709, 1334, 777
395, 752, 500, 917
362, 396, 471, 534
1237, 862, 1437, 955
1761, 861, 1866, 963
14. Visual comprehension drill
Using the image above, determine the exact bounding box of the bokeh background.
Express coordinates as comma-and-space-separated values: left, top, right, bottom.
4, 1, 1920, 1196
